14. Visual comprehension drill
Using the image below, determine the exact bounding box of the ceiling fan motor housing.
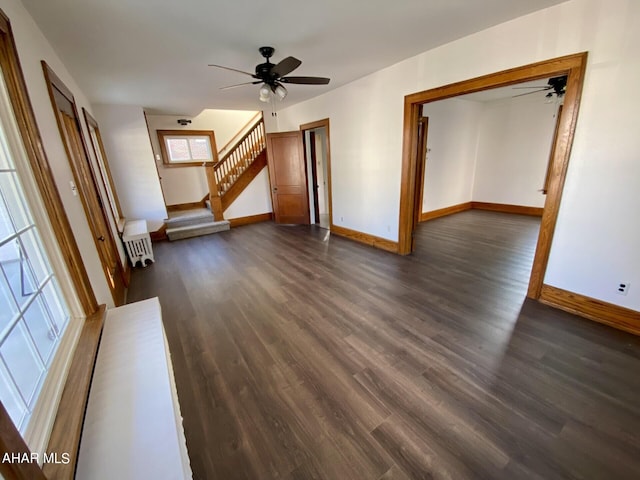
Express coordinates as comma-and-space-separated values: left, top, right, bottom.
255, 62, 276, 82
256, 47, 277, 84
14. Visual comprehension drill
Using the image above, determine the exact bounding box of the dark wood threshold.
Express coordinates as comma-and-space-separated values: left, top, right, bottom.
44, 305, 107, 480
228, 212, 273, 227
540, 284, 640, 336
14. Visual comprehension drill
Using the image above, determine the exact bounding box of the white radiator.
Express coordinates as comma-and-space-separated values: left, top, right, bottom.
122, 219, 154, 267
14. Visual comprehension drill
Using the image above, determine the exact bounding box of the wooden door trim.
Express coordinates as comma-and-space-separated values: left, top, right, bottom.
82, 109, 130, 286
82, 109, 125, 228
542, 104, 563, 195
0, 12, 98, 316
42, 61, 125, 305
398, 52, 588, 299
307, 131, 320, 223
300, 118, 333, 229
415, 116, 428, 226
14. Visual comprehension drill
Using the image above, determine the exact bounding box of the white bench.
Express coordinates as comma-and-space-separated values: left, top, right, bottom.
76, 298, 192, 479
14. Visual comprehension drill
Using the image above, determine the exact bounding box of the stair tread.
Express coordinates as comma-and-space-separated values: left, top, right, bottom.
166, 220, 230, 233
167, 208, 212, 220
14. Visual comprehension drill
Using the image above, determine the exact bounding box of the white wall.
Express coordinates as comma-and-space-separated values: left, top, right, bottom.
275, 0, 640, 311
0, 0, 114, 307
223, 169, 272, 220
91, 104, 167, 231
421, 99, 482, 212
146, 109, 258, 206
472, 95, 558, 207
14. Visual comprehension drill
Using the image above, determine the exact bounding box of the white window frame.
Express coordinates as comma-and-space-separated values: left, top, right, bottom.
0, 65, 84, 459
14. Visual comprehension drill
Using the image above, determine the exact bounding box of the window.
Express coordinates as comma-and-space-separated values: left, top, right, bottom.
157, 130, 218, 166
0, 72, 70, 432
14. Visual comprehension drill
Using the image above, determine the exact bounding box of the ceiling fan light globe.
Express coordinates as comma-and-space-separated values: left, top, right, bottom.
274, 84, 287, 100
259, 84, 271, 102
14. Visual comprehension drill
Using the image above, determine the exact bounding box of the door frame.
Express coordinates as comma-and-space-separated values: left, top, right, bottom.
413, 116, 429, 229
300, 118, 333, 229
398, 52, 588, 299
306, 131, 321, 223
42, 61, 126, 305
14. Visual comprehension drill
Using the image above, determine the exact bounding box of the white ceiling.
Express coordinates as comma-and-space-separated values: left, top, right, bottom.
21, 0, 568, 115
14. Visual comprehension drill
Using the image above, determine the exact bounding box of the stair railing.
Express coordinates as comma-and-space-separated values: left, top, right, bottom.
214, 114, 266, 196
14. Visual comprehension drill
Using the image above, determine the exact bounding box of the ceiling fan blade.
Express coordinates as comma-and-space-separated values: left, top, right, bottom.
271, 56, 302, 77
281, 76, 330, 85
219, 81, 261, 90
512, 89, 547, 98
208, 64, 257, 77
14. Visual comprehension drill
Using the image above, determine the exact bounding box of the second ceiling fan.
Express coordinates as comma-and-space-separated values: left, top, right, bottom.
209, 46, 330, 102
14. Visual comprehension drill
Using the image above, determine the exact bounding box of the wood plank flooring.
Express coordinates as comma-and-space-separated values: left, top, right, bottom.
127, 211, 640, 480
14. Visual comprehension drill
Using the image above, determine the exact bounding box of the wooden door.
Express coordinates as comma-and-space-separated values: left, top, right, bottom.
266, 131, 310, 224
43, 64, 126, 305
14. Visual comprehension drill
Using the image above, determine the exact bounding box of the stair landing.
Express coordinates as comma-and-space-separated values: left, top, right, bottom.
165, 208, 229, 241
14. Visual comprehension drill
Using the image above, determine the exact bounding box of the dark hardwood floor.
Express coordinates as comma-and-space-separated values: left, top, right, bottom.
127, 211, 640, 480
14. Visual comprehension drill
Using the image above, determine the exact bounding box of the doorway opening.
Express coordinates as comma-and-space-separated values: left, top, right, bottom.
42, 62, 127, 306
398, 53, 587, 299
300, 119, 332, 230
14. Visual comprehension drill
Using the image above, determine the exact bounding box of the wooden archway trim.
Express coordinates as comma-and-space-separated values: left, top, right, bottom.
398, 52, 588, 299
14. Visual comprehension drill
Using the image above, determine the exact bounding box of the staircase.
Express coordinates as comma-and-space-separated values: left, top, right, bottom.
165, 208, 229, 241
165, 113, 267, 241
213, 114, 267, 211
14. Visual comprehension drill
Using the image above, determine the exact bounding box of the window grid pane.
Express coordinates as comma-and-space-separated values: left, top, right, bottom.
0, 360, 26, 427
0, 70, 71, 431
0, 171, 32, 232
0, 321, 45, 408
23, 294, 58, 366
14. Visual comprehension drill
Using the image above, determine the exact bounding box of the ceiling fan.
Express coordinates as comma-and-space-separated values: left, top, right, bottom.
512, 75, 567, 99
209, 46, 330, 102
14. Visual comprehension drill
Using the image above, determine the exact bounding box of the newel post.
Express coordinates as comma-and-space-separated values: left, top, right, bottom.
205, 163, 224, 221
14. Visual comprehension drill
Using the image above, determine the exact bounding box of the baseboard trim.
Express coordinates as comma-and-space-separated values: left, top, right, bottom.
471, 202, 544, 217
149, 224, 167, 242
330, 224, 398, 253
420, 202, 472, 222
539, 284, 640, 336
166, 201, 206, 212
228, 212, 273, 227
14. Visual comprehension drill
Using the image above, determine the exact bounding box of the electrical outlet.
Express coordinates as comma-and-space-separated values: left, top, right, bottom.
340, 216, 343, 222
616, 282, 630, 296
